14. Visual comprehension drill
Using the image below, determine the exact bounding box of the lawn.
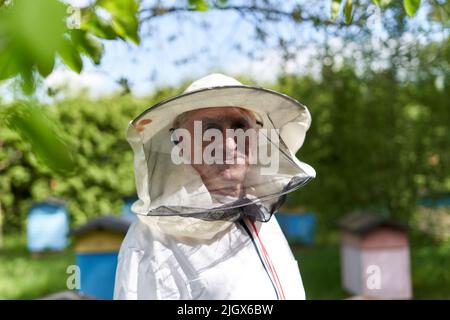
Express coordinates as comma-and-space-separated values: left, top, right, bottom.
294, 244, 348, 299
0, 235, 75, 299
0, 232, 448, 299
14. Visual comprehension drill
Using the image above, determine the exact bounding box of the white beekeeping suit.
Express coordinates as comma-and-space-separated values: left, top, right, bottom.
114, 73, 316, 300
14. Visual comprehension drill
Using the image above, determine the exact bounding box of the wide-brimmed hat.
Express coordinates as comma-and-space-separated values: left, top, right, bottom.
128, 73, 312, 155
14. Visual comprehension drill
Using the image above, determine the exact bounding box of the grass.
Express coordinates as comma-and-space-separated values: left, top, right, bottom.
410, 241, 450, 299
294, 244, 348, 299
0, 231, 448, 299
0, 235, 75, 299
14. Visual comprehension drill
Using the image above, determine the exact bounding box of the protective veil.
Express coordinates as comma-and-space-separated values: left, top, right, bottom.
114, 74, 316, 300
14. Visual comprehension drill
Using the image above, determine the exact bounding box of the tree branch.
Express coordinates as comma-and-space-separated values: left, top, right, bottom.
139, 4, 363, 27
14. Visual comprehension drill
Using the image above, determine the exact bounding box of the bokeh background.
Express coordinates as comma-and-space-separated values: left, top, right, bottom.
0, 0, 449, 299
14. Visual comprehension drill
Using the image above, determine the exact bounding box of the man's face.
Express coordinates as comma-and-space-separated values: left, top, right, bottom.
175, 107, 257, 197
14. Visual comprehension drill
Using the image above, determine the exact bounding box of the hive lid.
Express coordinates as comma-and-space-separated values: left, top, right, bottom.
71, 215, 131, 237
30, 197, 66, 208
337, 212, 408, 235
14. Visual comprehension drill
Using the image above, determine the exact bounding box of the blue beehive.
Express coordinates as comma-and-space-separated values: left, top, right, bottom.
276, 212, 316, 245
418, 192, 450, 207
417, 192, 450, 241
121, 195, 138, 222
71, 216, 131, 300
27, 198, 69, 253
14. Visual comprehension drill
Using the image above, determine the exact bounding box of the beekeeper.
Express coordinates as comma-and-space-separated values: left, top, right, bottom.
114, 73, 316, 300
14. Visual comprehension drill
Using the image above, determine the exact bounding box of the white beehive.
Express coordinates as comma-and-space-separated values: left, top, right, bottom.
338, 213, 412, 299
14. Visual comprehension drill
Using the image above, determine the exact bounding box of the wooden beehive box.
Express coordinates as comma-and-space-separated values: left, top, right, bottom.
71, 215, 131, 300
337, 212, 412, 299
27, 197, 69, 253
276, 205, 316, 245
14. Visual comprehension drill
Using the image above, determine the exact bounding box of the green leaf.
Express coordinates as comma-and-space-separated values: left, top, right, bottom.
0, 50, 20, 81
344, 0, 353, 24
0, 0, 67, 88
58, 39, 83, 73
215, 0, 227, 8
404, 0, 421, 17
4, 103, 78, 175
9, 0, 66, 73
188, 0, 209, 11
36, 53, 55, 77
19, 68, 35, 95
111, 18, 140, 44
372, 0, 392, 8
71, 30, 104, 65
292, 6, 302, 23
81, 8, 117, 40
331, 0, 342, 22
97, 0, 140, 44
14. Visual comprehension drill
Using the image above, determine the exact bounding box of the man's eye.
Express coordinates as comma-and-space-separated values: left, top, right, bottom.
231, 121, 248, 130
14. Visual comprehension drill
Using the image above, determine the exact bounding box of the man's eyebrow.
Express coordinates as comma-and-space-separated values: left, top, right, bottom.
198, 115, 253, 124
198, 117, 222, 123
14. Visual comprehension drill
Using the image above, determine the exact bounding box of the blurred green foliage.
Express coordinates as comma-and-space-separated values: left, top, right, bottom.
0, 234, 75, 299
0, 87, 180, 230
331, 0, 422, 24
280, 39, 450, 227
2, 103, 77, 175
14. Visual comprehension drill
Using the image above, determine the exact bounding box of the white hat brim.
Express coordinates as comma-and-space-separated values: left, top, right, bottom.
128, 85, 312, 154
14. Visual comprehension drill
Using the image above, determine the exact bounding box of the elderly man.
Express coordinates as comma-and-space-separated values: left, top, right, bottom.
114, 73, 316, 300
